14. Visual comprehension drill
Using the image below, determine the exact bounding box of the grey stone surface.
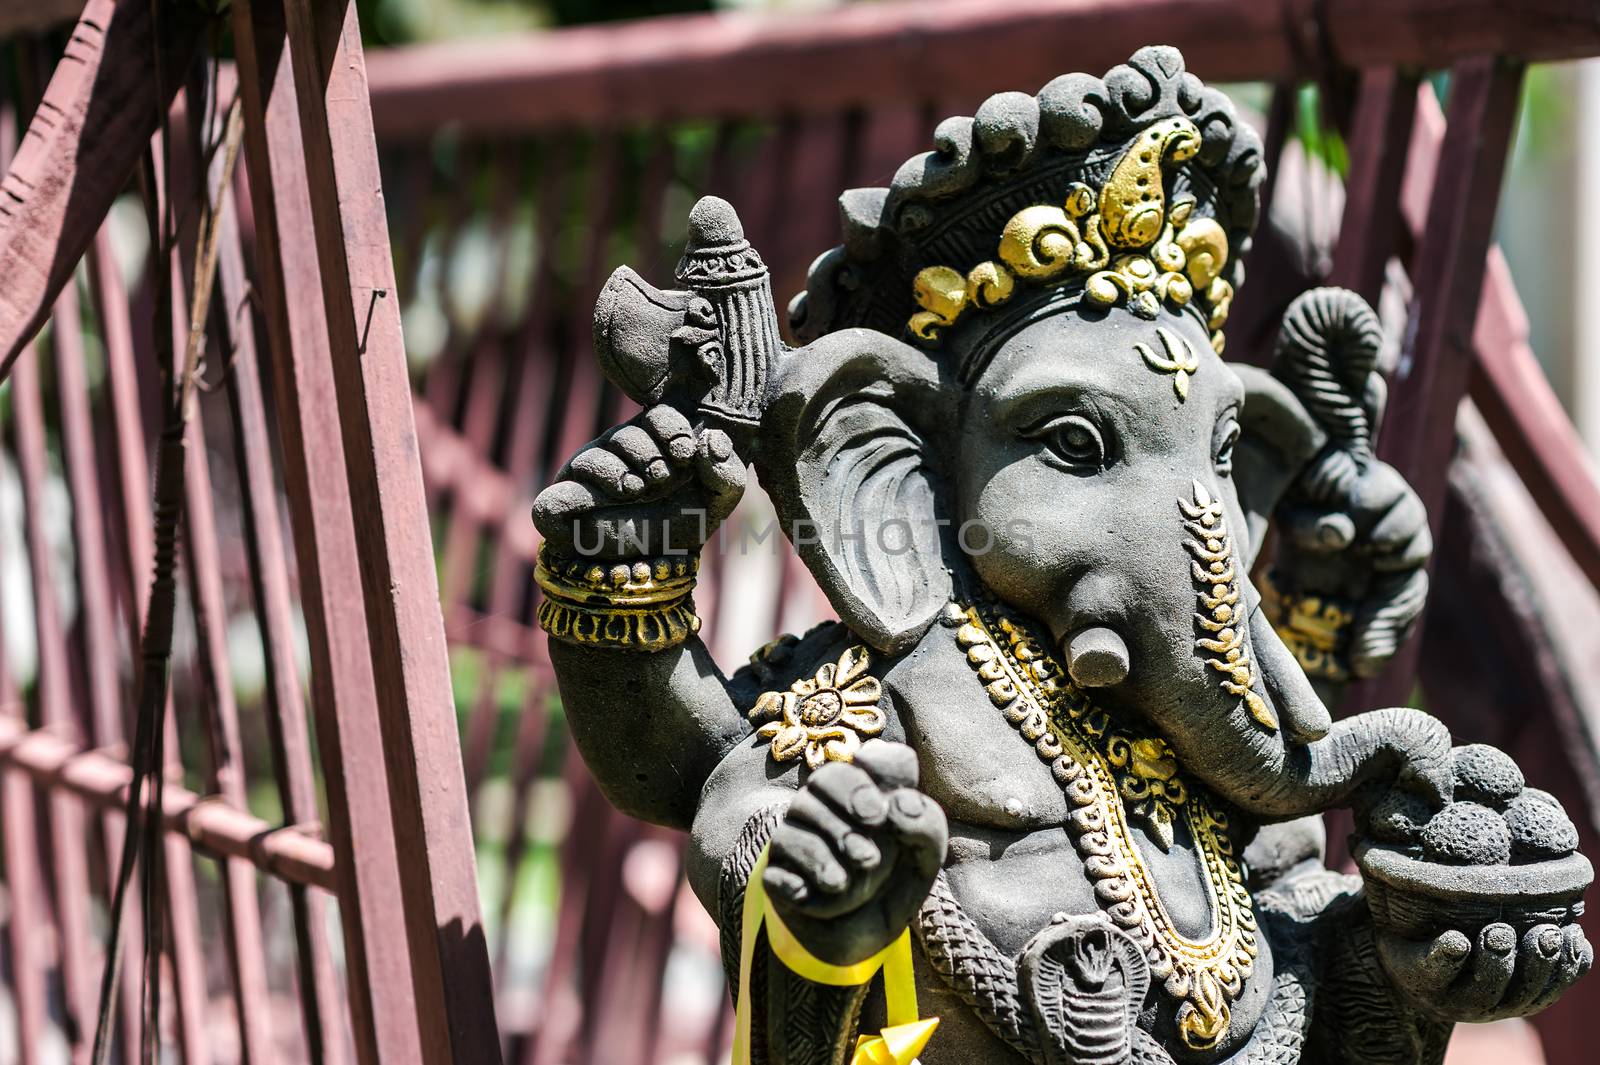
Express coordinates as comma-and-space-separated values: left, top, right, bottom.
1421, 802, 1513, 867
531, 45, 1593, 1065
1451, 744, 1525, 808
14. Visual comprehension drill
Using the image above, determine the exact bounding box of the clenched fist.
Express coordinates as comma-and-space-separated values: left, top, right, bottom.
1276, 458, 1431, 677
532, 404, 745, 559
763, 740, 948, 966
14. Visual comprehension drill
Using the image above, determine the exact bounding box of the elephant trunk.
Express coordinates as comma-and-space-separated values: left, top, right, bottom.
1165, 604, 1454, 822
1227, 705, 1454, 821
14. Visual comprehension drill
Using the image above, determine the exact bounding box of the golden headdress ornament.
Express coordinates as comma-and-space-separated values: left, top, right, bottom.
789, 46, 1263, 369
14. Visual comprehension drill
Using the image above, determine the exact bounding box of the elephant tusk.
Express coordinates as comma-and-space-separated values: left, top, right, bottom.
1065, 626, 1131, 688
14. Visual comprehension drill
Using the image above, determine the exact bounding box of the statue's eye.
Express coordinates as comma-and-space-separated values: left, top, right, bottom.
1215, 416, 1241, 474
1026, 414, 1106, 469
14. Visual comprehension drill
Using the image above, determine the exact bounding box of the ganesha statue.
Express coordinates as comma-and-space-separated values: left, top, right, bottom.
531, 46, 1592, 1064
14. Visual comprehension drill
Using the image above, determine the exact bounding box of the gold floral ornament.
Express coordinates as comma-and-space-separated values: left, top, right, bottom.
1107, 735, 1189, 851
908, 115, 1235, 355
1180, 482, 1277, 731
751, 645, 886, 769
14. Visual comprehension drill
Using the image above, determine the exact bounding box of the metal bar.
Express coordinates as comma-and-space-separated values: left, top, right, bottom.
215, 162, 348, 1064
0, 717, 338, 890
1372, 57, 1525, 704
8, 340, 98, 1055
1329, 68, 1422, 302
0, 0, 206, 381
276, 2, 500, 1059
361, 0, 1600, 137
229, 1, 425, 1060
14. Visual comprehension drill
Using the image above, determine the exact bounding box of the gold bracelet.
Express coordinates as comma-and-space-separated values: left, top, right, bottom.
534, 547, 701, 652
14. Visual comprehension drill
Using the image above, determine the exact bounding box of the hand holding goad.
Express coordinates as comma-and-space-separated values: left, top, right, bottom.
532, 404, 745, 559
762, 740, 948, 966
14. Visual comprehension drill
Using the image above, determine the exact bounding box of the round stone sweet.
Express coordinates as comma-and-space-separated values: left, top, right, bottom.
1451, 744, 1525, 809
1421, 802, 1512, 866
1367, 788, 1434, 845
1520, 786, 1561, 809
1505, 794, 1580, 860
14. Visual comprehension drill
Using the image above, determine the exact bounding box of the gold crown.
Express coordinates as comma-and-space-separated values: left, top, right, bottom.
908, 116, 1234, 352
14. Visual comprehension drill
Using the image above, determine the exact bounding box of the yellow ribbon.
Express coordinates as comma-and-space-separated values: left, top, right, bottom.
733, 846, 939, 1065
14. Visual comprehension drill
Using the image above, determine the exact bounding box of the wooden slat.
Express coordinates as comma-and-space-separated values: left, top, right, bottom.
47, 274, 144, 1058
229, 1, 426, 1060
0, 0, 205, 381
1371, 58, 1525, 704
0, 717, 338, 890
0, 574, 47, 1065
166, 84, 280, 1063
362, 0, 1600, 137
0, 0, 86, 36
1380, 57, 1525, 508
214, 165, 348, 1064
8, 342, 98, 1055
1329, 67, 1421, 303
1470, 257, 1600, 589
277, 3, 500, 1061
178, 355, 279, 1065
91, 210, 212, 1065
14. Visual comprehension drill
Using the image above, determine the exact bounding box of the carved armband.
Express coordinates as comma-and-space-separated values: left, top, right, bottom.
534, 547, 700, 652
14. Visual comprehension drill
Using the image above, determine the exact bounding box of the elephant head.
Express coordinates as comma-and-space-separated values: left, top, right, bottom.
583, 46, 1451, 822
757, 289, 1451, 821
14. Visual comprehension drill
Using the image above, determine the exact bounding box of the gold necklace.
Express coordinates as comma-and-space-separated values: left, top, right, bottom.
949, 599, 1259, 1051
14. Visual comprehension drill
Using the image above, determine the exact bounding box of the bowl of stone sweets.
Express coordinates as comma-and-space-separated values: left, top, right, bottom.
1354, 744, 1592, 940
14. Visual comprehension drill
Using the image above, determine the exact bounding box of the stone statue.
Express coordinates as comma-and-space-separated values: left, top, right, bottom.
531, 46, 1593, 1064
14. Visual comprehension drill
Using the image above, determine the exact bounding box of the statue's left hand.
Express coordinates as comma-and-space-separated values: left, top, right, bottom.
1275, 457, 1432, 677
1376, 921, 1593, 1022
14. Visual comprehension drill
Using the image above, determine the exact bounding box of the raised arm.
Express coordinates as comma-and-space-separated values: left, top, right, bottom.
1232, 287, 1432, 705
532, 403, 751, 829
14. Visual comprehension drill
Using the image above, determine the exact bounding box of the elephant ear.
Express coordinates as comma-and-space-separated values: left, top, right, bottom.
1231, 363, 1324, 567
758, 328, 956, 654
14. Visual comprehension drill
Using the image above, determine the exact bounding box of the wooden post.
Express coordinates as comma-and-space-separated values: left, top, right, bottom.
276, 1, 502, 1060
1369, 56, 1525, 707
